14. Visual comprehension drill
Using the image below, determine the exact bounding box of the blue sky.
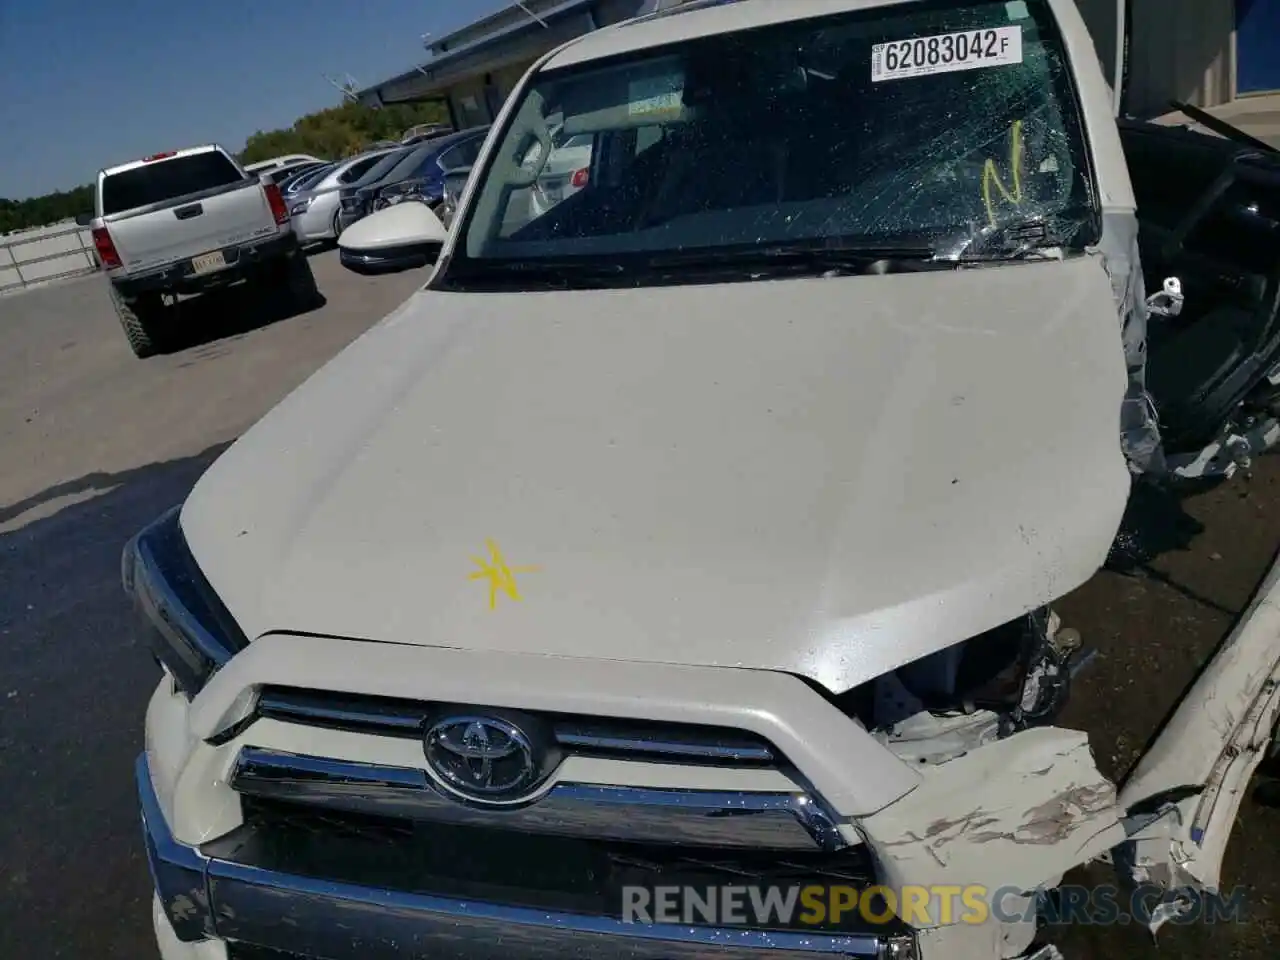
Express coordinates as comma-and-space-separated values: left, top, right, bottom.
0, 0, 509, 200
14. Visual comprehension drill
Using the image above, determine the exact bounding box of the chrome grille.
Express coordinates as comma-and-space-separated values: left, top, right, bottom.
228, 748, 845, 851
221, 690, 843, 864
247, 686, 777, 765
211, 792, 881, 926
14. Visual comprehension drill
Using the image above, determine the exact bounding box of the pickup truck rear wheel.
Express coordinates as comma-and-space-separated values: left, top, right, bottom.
110, 285, 166, 358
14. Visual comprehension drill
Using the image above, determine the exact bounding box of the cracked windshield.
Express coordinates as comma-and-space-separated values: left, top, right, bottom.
462, 0, 1093, 265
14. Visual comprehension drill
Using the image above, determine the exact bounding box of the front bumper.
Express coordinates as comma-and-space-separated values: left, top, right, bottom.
139, 752, 903, 960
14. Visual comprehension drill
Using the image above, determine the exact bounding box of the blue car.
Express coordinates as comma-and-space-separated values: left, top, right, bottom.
338, 126, 489, 231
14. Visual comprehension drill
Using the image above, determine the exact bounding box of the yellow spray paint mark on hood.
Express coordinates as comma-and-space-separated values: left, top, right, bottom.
469, 539, 540, 609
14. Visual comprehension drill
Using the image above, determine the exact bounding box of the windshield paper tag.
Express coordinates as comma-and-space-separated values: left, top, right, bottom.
629, 74, 684, 119
871, 25, 1023, 83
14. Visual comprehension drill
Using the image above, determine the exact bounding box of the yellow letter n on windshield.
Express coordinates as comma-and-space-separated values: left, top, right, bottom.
981, 119, 1025, 228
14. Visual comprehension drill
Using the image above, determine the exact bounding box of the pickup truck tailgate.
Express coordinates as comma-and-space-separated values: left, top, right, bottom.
107, 182, 279, 272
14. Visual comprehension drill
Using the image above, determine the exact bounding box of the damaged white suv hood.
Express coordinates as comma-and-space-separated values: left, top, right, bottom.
183, 257, 1130, 692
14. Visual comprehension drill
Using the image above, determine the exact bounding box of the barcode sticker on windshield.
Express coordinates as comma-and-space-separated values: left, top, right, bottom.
871, 25, 1022, 82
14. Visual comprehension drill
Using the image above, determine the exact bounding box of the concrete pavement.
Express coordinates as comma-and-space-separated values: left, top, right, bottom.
0, 251, 424, 957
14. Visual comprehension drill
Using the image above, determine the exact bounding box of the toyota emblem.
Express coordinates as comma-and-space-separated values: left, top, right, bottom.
424, 714, 547, 804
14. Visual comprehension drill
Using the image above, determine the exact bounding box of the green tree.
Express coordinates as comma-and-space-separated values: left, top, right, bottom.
0, 185, 93, 234
238, 100, 448, 165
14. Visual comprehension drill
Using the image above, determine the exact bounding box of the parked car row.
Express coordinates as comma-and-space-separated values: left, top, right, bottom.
78, 131, 489, 357
337, 126, 489, 234
280, 129, 480, 248
335, 124, 595, 276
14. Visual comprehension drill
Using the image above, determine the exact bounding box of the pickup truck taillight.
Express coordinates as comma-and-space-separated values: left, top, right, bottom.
264, 182, 290, 225
571, 167, 590, 188
91, 227, 122, 270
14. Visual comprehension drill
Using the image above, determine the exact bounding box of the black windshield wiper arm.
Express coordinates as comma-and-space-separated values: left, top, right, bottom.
447, 258, 636, 291
947, 212, 1093, 263
479, 258, 628, 276
640, 243, 951, 276
646, 242, 937, 264
450, 243, 952, 290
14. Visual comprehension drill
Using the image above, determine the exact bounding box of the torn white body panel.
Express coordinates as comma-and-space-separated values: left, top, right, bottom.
1118, 552, 1280, 927
861, 727, 1124, 956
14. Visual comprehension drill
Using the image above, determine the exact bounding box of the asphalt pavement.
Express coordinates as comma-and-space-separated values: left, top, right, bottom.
1, 251, 1278, 958
0, 252, 425, 957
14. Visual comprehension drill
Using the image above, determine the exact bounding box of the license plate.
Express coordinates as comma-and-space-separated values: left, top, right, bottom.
191, 251, 227, 275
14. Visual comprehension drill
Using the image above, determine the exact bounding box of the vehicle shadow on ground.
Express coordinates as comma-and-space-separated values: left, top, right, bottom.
1107, 479, 1208, 573
0, 442, 233, 958
157, 279, 327, 356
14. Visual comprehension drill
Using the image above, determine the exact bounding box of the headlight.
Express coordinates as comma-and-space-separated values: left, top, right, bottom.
289, 198, 311, 216
122, 506, 248, 700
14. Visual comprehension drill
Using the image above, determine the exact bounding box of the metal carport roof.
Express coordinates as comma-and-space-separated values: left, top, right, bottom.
357, 0, 622, 107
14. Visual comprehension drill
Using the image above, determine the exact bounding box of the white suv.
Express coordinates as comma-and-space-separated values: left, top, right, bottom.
130, 2, 1280, 959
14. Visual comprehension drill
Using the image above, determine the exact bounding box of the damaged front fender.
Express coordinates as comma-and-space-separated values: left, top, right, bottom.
1095, 210, 1165, 476
1116, 551, 1280, 933
861, 546, 1280, 955
861, 727, 1125, 958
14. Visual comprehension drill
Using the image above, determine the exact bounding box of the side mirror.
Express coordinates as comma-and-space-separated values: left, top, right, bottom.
337, 202, 449, 275
75, 212, 93, 227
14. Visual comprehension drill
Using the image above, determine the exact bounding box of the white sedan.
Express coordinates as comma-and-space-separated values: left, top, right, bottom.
528, 134, 595, 219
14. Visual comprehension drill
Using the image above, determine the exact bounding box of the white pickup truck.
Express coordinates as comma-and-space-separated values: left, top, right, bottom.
87, 145, 320, 357
128, 2, 1280, 960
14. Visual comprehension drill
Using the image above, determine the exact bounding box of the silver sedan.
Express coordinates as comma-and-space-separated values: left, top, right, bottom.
288, 148, 399, 245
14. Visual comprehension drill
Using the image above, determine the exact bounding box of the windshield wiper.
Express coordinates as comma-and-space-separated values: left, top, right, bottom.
445, 258, 633, 290
640, 242, 951, 277
444, 241, 960, 292
947, 212, 1094, 264
957, 246, 1065, 264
